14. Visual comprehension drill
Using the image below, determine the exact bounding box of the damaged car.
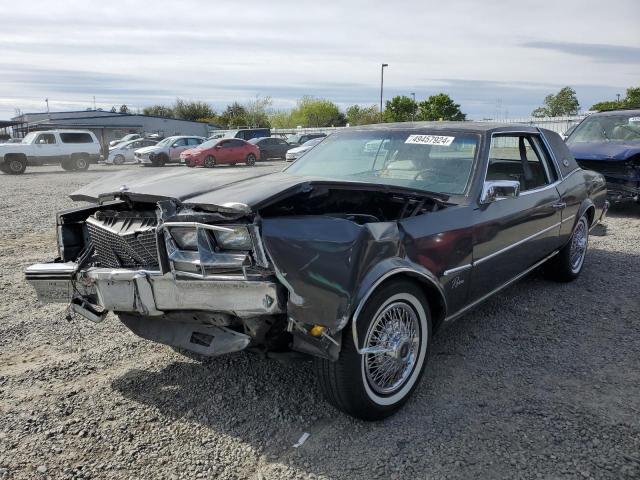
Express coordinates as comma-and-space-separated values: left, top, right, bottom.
566, 109, 640, 203
26, 122, 607, 420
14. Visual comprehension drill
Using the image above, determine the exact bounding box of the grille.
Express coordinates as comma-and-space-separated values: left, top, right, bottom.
86, 212, 159, 269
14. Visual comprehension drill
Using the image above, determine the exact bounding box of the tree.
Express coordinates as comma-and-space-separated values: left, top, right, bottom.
173, 98, 215, 121
346, 104, 380, 125
110, 106, 117, 113
383, 96, 417, 122
244, 95, 272, 127
624, 86, 640, 108
290, 96, 346, 127
268, 110, 294, 128
531, 86, 580, 117
417, 94, 466, 121
590, 86, 640, 111
119, 104, 129, 114
219, 102, 248, 128
142, 105, 174, 117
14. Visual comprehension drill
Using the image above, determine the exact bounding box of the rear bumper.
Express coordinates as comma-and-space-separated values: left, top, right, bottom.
25, 262, 285, 318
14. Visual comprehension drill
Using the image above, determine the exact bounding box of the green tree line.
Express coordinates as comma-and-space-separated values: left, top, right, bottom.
531, 85, 640, 117
138, 93, 467, 129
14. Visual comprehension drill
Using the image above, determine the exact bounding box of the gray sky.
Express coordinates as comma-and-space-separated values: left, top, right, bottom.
1, 0, 638, 119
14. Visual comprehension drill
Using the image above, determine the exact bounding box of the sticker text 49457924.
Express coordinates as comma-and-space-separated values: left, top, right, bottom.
405, 135, 455, 146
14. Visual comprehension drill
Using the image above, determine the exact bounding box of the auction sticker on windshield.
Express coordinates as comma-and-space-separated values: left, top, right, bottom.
405, 135, 455, 146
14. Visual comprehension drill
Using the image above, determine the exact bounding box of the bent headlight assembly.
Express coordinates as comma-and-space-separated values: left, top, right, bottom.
170, 227, 198, 250
213, 226, 252, 250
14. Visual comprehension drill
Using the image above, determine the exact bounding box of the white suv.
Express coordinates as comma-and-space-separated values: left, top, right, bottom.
0, 130, 101, 174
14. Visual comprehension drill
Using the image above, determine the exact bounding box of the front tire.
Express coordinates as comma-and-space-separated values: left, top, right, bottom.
5, 157, 27, 174
314, 279, 431, 420
113, 155, 125, 165
204, 155, 216, 168
246, 153, 256, 166
545, 215, 589, 282
73, 156, 90, 171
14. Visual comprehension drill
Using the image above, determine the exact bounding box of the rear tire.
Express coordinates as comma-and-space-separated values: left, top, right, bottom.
246, 153, 256, 166
544, 215, 589, 282
204, 155, 216, 168
314, 279, 431, 420
113, 155, 125, 165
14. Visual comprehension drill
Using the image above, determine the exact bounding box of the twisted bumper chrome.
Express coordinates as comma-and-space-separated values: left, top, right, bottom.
25, 263, 285, 318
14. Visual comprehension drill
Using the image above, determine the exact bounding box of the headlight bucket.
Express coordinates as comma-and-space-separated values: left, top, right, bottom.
213, 226, 252, 250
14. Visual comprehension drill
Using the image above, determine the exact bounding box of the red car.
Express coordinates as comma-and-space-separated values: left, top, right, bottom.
180, 138, 259, 168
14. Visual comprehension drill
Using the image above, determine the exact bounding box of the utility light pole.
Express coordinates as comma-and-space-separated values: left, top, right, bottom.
411, 92, 416, 121
617, 93, 621, 103
380, 63, 388, 121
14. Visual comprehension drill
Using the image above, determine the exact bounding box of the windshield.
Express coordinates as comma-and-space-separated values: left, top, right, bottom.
287, 135, 302, 144
285, 129, 479, 195
199, 139, 220, 149
22, 132, 38, 143
156, 137, 175, 147
567, 114, 640, 144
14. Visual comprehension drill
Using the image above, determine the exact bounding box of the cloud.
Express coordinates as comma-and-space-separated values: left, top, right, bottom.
0, 0, 637, 120
523, 41, 640, 64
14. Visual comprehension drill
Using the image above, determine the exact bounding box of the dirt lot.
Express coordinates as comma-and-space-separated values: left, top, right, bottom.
0, 164, 639, 480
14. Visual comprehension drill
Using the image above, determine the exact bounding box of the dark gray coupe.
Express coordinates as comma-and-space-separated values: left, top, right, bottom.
26, 122, 608, 420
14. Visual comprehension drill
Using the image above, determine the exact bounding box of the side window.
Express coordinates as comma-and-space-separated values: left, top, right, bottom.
487, 134, 556, 191
36, 133, 56, 144
59, 133, 93, 143
219, 140, 231, 148
172, 138, 187, 147
229, 140, 244, 147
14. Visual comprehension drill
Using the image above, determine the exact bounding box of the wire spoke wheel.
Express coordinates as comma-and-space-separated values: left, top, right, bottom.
569, 218, 588, 273
364, 301, 420, 395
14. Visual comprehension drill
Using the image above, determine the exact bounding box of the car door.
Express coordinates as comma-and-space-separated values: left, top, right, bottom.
274, 138, 289, 158
229, 139, 247, 162
169, 138, 188, 161
214, 140, 232, 163
470, 132, 563, 301
33, 133, 60, 164
125, 141, 142, 161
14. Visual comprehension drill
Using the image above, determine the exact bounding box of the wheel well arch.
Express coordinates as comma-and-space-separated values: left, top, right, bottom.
350, 267, 447, 351
4, 152, 27, 161
70, 152, 91, 159
584, 205, 595, 226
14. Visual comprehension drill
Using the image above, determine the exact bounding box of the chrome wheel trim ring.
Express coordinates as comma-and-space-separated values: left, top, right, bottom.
360, 292, 428, 406
76, 158, 88, 169
570, 218, 588, 273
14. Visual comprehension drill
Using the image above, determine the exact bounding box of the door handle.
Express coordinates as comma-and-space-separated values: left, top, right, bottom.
552, 202, 566, 210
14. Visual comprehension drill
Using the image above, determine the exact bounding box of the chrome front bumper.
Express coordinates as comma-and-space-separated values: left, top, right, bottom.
25, 263, 285, 318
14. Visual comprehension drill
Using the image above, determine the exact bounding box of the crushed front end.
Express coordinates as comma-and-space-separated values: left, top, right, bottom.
25, 200, 297, 358
576, 157, 640, 203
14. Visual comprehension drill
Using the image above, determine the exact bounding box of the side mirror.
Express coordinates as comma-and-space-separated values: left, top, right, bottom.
480, 180, 520, 204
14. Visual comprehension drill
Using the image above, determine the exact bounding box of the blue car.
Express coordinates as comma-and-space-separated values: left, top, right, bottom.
566, 109, 640, 203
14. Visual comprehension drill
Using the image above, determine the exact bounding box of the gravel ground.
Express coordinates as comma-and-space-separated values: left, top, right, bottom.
0, 164, 639, 480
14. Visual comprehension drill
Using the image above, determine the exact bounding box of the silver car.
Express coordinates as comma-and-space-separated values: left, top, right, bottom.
285, 137, 324, 161
134, 136, 205, 167
106, 139, 157, 165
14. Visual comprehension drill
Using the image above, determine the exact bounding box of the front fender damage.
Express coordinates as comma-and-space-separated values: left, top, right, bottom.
261, 216, 409, 358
